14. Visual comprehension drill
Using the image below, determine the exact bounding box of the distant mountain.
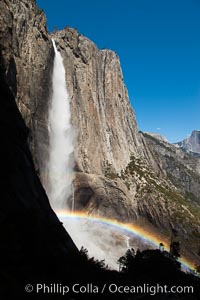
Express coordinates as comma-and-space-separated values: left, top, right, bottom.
174, 131, 200, 155
144, 132, 168, 143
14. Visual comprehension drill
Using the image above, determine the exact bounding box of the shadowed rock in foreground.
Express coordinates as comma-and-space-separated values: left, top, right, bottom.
0, 65, 80, 298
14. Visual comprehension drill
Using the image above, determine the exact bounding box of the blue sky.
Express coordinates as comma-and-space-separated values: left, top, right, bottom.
36, 0, 200, 142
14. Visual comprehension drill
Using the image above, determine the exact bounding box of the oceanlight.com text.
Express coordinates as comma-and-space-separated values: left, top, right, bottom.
25, 283, 194, 296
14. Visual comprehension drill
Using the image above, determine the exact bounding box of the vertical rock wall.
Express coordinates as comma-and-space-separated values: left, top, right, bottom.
0, 0, 53, 171
52, 28, 145, 175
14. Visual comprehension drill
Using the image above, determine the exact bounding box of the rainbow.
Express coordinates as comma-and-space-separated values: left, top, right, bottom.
57, 210, 195, 271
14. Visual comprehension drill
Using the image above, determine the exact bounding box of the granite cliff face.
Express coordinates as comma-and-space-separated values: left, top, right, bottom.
144, 133, 200, 198
141, 133, 200, 258
0, 0, 53, 172
51, 29, 145, 175
1, 0, 200, 266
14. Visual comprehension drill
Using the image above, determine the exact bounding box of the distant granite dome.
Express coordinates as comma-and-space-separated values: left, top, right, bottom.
175, 130, 200, 154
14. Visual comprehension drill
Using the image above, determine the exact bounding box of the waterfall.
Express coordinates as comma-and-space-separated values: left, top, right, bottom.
71, 182, 75, 212
45, 39, 74, 210
125, 236, 130, 248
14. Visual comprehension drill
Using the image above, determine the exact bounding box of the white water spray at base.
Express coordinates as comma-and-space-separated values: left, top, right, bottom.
46, 39, 74, 209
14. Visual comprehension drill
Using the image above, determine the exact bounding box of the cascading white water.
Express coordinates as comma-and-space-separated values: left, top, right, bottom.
46, 39, 74, 209
71, 183, 75, 212
125, 236, 131, 248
